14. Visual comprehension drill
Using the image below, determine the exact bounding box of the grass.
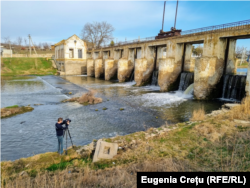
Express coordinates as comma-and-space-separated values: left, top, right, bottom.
1, 106, 34, 118
1, 57, 57, 76
191, 107, 205, 121
1, 97, 250, 187
5, 105, 19, 108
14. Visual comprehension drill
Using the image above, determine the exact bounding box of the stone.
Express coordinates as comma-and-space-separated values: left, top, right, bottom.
76, 142, 95, 155
223, 103, 240, 109
19, 171, 28, 177
93, 140, 118, 163
233, 119, 250, 124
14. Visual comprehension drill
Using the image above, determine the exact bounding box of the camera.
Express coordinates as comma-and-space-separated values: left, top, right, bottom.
65, 118, 71, 122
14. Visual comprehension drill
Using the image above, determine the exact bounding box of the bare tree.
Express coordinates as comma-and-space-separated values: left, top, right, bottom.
3, 36, 9, 44
43, 42, 49, 50
24, 38, 28, 47
17, 37, 23, 47
81, 21, 114, 48
235, 46, 244, 58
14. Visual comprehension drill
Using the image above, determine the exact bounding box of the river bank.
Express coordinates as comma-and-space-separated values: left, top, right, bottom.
1, 96, 250, 187
1, 57, 57, 76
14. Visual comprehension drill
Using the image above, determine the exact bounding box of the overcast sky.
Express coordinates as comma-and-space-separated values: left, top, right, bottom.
1, 1, 250, 48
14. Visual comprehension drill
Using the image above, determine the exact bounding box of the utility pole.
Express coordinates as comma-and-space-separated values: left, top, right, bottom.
8, 40, 12, 58
28, 34, 37, 57
28, 34, 31, 57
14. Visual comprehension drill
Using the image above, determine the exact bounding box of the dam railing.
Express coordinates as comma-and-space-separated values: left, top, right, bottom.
90, 19, 250, 50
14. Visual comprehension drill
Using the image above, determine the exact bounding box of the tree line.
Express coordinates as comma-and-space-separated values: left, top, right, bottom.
2, 36, 52, 51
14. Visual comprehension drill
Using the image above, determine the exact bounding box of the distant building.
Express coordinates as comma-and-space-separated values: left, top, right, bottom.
54, 34, 87, 75
1, 46, 12, 56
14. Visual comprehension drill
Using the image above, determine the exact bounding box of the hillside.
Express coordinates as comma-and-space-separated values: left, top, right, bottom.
1, 57, 57, 76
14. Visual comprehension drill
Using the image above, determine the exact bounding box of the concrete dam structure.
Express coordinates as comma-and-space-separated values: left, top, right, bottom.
56, 20, 250, 100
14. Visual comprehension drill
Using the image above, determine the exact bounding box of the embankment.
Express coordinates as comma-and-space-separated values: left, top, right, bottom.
1, 57, 57, 76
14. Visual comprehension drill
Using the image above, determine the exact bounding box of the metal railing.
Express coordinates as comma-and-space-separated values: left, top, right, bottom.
181, 19, 250, 35
90, 19, 250, 50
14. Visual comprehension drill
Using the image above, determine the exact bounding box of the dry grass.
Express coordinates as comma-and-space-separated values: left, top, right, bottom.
190, 107, 205, 121
216, 96, 250, 121
2, 158, 190, 188
62, 91, 102, 105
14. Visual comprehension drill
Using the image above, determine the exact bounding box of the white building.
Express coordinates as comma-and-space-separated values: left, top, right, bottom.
54, 34, 87, 75
1, 46, 12, 57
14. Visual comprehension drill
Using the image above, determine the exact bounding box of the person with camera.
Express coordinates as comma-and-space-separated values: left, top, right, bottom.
55, 117, 70, 155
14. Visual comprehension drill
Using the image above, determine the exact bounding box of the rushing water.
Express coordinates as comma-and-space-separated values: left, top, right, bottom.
1, 75, 223, 161
178, 72, 194, 91
151, 71, 158, 86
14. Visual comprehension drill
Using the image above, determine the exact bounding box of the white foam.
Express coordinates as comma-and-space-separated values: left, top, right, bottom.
133, 91, 193, 107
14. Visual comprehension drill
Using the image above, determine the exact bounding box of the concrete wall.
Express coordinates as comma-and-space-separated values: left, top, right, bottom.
95, 58, 104, 78
87, 59, 95, 77
226, 39, 237, 75
158, 42, 183, 91
87, 25, 250, 99
246, 63, 250, 96
64, 60, 87, 75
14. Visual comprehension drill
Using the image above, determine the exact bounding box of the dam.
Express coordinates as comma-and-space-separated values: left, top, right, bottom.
55, 19, 250, 101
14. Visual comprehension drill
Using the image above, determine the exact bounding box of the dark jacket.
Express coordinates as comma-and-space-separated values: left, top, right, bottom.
55, 120, 69, 136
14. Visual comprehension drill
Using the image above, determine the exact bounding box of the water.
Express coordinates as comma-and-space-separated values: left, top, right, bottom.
221, 74, 246, 101
1, 75, 223, 161
130, 70, 134, 82
178, 72, 194, 91
237, 68, 248, 75
151, 71, 158, 86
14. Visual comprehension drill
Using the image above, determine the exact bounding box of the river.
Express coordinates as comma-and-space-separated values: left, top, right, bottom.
1, 75, 223, 161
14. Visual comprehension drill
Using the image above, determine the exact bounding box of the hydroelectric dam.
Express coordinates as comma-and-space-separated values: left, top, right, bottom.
55, 19, 250, 101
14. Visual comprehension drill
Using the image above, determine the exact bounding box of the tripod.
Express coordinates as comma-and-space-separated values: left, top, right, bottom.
63, 128, 74, 155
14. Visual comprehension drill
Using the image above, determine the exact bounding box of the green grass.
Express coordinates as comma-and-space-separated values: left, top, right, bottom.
46, 161, 72, 171
5, 105, 19, 108
1, 57, 57, 76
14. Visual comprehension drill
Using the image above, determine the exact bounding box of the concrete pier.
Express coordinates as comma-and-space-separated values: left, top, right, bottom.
87, 59, 95, 77
105, 58, 117, 80
95, 58, 104, 78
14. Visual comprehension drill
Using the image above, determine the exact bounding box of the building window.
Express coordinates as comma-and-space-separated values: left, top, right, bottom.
78, 49, 82, 59
69, 49, 74, 58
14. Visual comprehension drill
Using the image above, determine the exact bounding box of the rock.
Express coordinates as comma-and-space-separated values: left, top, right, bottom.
120, 108, 124, 111
95, 109, 98, 111
20, 121, 26, 124
223, 103, 240, 109
19, 171, 28, 177
68, 92, 72, 95
234, 119, 250, 124
34, 104, 43, 106
102, 107, 107, 110
76, 142, 95, 155
155, 116, 158, 119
